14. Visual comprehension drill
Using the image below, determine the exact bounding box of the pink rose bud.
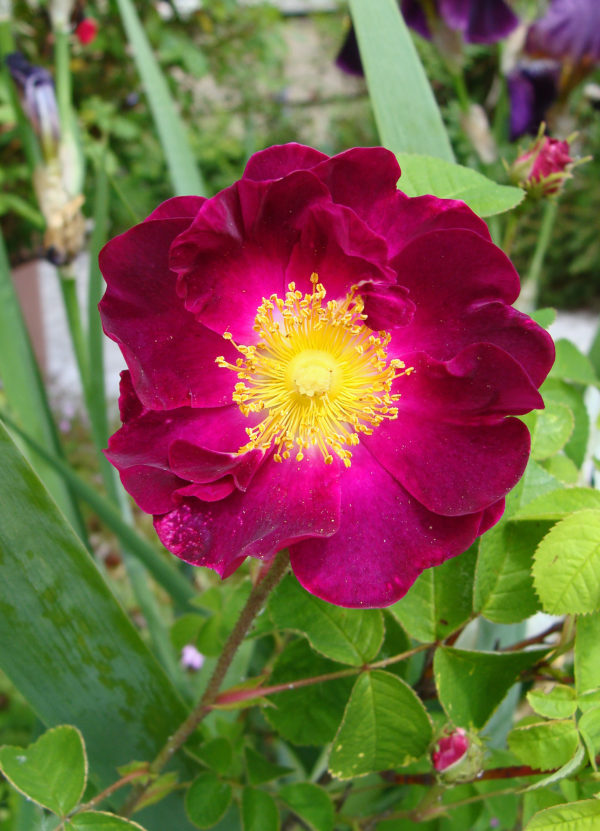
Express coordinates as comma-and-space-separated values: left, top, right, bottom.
431, 727, 484, 783
509, 127, 587, 198
75, 18, 98, 45
432, 727, 469, 771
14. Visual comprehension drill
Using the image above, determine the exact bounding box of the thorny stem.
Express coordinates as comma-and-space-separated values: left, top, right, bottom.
121, 550, 290, 817
214, 643, 431, 707
214, 617, 562, 708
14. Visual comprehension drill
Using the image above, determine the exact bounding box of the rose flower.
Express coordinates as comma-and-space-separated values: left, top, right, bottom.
100, 145, 554, 608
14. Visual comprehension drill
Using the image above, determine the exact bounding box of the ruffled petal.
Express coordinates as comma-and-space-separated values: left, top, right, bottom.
99, 218, 237, 409
364, 347, 537, 514
170, 172, 330, 341
310, 147, 401, 227
285, 201, 395, 300
242, 143, 328, 182
365, 414, 531, 519
146, 195, 205, 221
289, 444, 482, 608
154, 452, 342, 578
374, 192, 491, 259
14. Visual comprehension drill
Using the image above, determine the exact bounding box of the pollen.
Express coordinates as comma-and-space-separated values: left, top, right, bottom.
215, 273, 412, 467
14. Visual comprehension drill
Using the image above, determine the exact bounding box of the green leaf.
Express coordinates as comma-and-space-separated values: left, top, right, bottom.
549, 340, 597, 386
1, 413, 194, 610
531, 309, 557, 329
540, 455, 579, 485
114, 0, 205, 196
185, 773, 232, 829
508, 719, 579, 770
134, 772, 179, 813
525, 800, 600, 830
349, 0, 453, 160
329, 671, 432, 779
269, 575, 384, 665
66, 813, 148, 830
264, 639, 353, 746
512, 488, 600, 521
434, 647, 549, 728
541, 380, 590, 468
532, 510, 600, 614
196, 738, 233, 776
278, 783, 334, 831
0, 424, 195, 831
521, 402, 574, 461
241, 787, 279, 831
244, 748, 291, 786
474, 519, 549, 623
0, 725, 86, 816
396, 154, 524, 216
391, 545, 476, 642
527, 685, 577, 719
578, 706, 600, 769
576, 612, 600, 695
523, 742, 586, 792
578, 689, 600, 713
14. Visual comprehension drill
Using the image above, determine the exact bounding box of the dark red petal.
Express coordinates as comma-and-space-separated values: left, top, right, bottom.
99, 218, 237, 409
375, 192, 491, 259
397, 345, 544, 422
360, 283, 415, 330
146, 195, 205, 221
310, 147, 401, 226
170, 172, 330, 341
242, 143, 328, 181
289, 445, 481, 608
285, 201, 395, 300
153, 452, 342, 578
365, 413, 531, 517
478, 498, 505, 534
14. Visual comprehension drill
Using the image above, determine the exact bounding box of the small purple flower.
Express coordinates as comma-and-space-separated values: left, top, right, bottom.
526, 0, 600, 66
507, 62, 560, 140
5, 53, 60, 160
402, 0, 519, 44
180, 644, 205, 671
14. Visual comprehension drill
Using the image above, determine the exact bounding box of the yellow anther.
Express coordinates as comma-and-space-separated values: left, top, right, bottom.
215, 276, 412, 467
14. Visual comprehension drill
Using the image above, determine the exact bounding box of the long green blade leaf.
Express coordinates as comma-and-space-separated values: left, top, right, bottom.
0, 412, 194, 610
0, 422, 196, 830
0, 230, 85, 537
349, 0, 454, 160
114, 0, 205, 196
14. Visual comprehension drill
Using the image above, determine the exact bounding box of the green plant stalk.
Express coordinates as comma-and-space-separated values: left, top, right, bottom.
0, 410, 195, 611
58, 267, 91, 398
518, 199, 559, 311
451, 69, 470, 114
122, 550, 291, 817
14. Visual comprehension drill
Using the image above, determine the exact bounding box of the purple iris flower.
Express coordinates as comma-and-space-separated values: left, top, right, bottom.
402, 0, 520, 44
526, 0, 600, 66
5, 53, 60, 157
507, 62, 560, 140
335, 25, 363, 76
336, 0, 519, 77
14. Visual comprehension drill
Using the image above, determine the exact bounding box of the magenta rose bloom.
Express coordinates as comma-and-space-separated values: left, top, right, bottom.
100, 144, 554, 608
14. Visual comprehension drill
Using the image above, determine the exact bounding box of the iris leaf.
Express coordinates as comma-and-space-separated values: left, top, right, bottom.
349, 0, 454, 160
114, 0, 205, 197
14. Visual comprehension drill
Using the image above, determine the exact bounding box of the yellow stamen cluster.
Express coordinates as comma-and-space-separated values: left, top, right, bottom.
215, 274, 412, 467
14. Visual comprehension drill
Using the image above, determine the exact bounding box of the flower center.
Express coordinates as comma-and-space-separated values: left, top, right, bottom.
215, 274, 411, 467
